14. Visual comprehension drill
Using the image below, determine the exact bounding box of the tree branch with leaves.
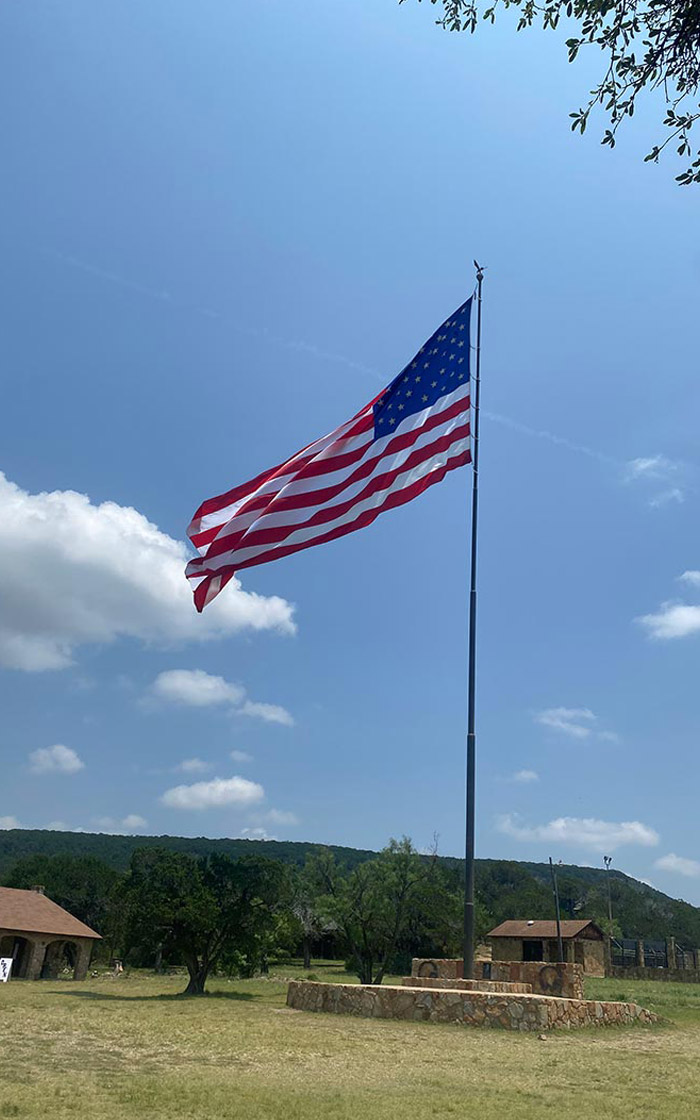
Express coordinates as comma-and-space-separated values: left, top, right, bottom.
406, 0, 700, 183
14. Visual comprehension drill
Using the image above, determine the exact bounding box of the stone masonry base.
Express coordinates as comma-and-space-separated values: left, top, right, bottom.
608, 965, 700, 984
411, 958, 585, 1000
286, 980, 658, 1032
403, 976, 532, 994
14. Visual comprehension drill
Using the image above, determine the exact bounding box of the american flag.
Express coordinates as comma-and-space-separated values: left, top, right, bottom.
186, 297, 473, 611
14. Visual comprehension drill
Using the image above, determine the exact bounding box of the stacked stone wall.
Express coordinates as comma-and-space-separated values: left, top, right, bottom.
412, 958, 462, 980
582, 940, 606, 977
287, 981, 657, 1031
487, 961, 584, 1000
403, 976, 532, 994
608, 965, 700, 983
411, 958, 584, 1000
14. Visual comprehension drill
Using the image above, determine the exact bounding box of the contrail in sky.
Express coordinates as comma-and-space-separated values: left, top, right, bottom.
42, 248, 378, 379
40, 246, 632, 471
482, 410, 620, 468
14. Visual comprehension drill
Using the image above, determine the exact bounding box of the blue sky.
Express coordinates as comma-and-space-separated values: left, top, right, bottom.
1, 1, 699, 900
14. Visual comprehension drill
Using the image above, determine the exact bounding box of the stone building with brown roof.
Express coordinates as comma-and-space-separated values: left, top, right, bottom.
486, 919, 606, 976
0, 886, 101, 980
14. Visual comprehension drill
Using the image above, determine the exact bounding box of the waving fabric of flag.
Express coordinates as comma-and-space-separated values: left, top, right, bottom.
186, 297, 473, 611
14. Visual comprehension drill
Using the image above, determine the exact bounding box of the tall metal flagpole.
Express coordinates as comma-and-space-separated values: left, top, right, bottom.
463, 261, 484, 980
549, 857, 565, 964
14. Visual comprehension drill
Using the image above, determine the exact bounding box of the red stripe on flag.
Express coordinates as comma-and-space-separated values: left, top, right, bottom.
188, 412, 374, 538
190, 447, 470, 607
196, 422, 470, 562
194, 393, 468, 559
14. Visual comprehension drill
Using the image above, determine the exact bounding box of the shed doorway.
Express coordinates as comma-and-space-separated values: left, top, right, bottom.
523, 940, 544, 962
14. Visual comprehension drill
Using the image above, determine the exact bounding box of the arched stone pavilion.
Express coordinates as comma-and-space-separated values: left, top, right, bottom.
0, 886, 101, 980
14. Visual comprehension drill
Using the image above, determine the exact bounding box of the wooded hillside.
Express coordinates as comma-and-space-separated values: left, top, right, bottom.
1, 828, 698, 945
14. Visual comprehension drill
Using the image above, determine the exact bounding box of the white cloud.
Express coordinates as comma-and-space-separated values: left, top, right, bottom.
649, 488, 685, 509
654, 853, 700, 879
535, 707, 596, 739
46, 820, 69, 830
92, 817, 118, 831
0, 816, 20, 829
680, 571, 700, 587
91, 814, 148, 833
625, 455, 677, 481
0, 472, 295, 672
29, 744, 84, 775
512, 769, 539, 784
230, 750, 252, 763
241, 827, 274, 840
638, 602, 700, 640
639, 571, 700, 640
151, 668, 294, 726
598, 730, 621, 744
535, 707, 617, 743
122, 814, 147, 830
624, 457, 684, 509
498, 813, 659, 852
152, 669, 245, 708
161, 775, 264, 811
177, 757, 212, 773
265, 809, 300, 826
239, 700, 294, 726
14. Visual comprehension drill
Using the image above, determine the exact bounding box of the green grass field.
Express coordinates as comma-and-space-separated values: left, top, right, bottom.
2, 963, 700, 1119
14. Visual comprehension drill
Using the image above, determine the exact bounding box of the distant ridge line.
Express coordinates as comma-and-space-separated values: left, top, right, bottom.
1, 828, 698, 943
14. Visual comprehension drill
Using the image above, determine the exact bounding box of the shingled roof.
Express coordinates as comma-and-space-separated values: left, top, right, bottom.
0, 887, 101, 940
486, 919, 602, 940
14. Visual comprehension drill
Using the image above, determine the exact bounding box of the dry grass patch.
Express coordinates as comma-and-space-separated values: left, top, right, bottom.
0, 969, 699, 1119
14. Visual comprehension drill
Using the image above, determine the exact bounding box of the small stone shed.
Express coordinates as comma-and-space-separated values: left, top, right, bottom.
0, 886, 101, 980
487, 919, 606, 976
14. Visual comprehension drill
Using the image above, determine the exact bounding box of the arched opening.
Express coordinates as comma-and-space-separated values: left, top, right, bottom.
41, 939, 78, 979
0, 935, 32, 979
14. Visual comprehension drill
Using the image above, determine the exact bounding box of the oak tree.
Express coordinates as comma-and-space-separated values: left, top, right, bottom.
121, 848, 287, 994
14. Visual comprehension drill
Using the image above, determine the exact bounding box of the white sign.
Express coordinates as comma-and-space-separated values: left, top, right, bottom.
0, 958, 13, 983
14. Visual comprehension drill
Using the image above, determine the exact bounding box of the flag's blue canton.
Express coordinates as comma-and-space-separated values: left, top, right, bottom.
372, 297, 472, 440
